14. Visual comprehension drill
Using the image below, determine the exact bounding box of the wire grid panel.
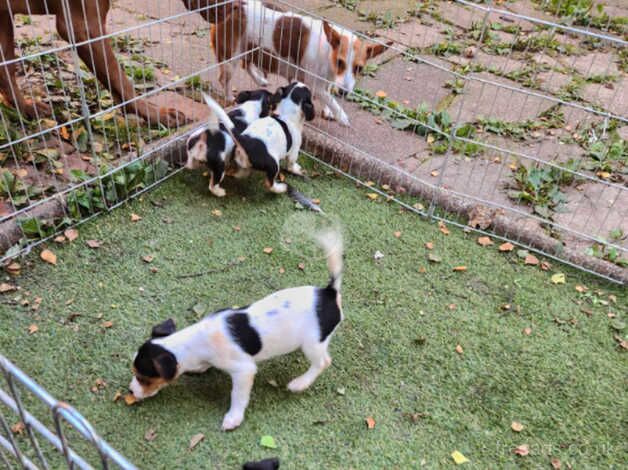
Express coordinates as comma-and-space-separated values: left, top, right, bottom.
0, 354, 136, 469
0, 0, 244, 262
260, 0, 626, 283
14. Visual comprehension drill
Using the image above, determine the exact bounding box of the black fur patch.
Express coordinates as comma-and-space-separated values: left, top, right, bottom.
203, 129, 227, 183
187, 134, 202, 151
134, 342, 178, 380
226, 313, 262, 355
289, 86, 315, 121
271, 116, 292, 152
236, 89, 274, 118
315, 287, 341, 342
237, 134, 280, 185
228, 109, 248, 134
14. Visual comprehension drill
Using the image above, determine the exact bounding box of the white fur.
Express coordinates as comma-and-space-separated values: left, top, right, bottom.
129, 230, 344, 431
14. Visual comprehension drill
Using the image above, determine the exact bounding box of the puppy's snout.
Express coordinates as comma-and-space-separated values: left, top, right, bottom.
337, 88, 349, 98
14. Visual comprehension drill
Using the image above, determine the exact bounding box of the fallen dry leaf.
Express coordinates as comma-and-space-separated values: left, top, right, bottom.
130, 213, 142, 222
297, 262, 305, 271
40, 249, 57, 265
511, 421, 524, 432
211, 209, 222, 217
64, 228, 79, 242
365, 416, 376, 429
144, 428, 157, 441
438, 221, 450, 235
477, 236, 493, 246
86, 239, 101, 249
150, 267, 159, 273
11, 422, 25, 435
393, 231, 402, 238
263, 247, 273, 254
524, 254, 539, 265
455, 344, 463, 354
142, 255, 154, 263
0, 282, 16, 293
60, 126, 70, 140
6, 262, 21, 275
523, 327, 532, 336
28, 324, 38, 335
366, 192, 379, 200
375, 90, 387, 98
551, 273, 566, 284
233, 226, 241, 232
113, 391, 123, 402
551, 458, 562, 469
279, 267, 285, 274
101, 320, 113, 329
124, 393, 137, 406
575, 285, 587, 293
54, 235, 66, 243
513, 444, 529, 456
453, 266, 467, 272
431, 170, 439, 177
425, 242, 434, 250
451, 450, 469, 465
499, 242, 514, 252
189, 433, 205, 450
540, 261, 551, 271
418, 266, 426, 273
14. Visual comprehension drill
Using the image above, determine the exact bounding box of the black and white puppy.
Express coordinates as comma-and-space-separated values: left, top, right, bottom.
128, 230, 343, 431
185, 89, 275, 197
202, 82, 315, 194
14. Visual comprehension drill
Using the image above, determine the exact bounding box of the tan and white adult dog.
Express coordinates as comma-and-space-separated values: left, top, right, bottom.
211, 0, 390, 126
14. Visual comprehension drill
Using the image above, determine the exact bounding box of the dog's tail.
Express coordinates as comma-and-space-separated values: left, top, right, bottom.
202, 92, 236, 132
316, 229, 343, 292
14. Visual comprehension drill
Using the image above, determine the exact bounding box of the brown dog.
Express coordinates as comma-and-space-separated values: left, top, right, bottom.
0, 0, 234, 126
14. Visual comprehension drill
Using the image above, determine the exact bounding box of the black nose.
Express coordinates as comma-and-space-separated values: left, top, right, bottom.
337, 88, 348, 98
128, 389, 133, 394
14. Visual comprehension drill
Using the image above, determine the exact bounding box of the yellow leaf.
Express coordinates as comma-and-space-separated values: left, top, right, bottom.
453, 266, 467, 272
451, 450, 469, 464
596, 171, 611, 179
130, 213, 142, 222
28, 324, 38, 335
575, 285, 587, 293
427, 134, 435, 144
189, 433, 205, 450
477, 236, 493, 246
211, 209, 222, 217
124, 393, 137, 406
366, 193, 379, 200
551, 273, 565, 284
64, 228, 79, 242
375, 90, 387, 98
511, 421, 524, 432
263, 247, 273, 254
365, 416, 376, 429
142, 255, 154, 263
438, 221, 450, 235
40, 249, 57, 265
455, 344, 463, 354
60, 126, 70, 140
297, 262, 305, 270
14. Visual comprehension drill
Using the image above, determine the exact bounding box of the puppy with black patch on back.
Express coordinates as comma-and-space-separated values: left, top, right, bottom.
128, 229, 344, 431
201, 82, 315, 194
184, 89, 276, 197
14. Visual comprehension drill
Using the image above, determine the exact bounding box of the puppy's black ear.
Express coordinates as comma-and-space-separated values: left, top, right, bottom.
272, 88, 284, 105
151, 318, 176, 338
303, 100, 315, 121
152, 351, 177, 380
235, 91, 252, 104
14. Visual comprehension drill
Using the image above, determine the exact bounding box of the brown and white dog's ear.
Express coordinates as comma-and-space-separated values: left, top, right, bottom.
152, 351, 178, 380
323, 21, 341, 48
365, 41, 393, 59
151, 318, 176, 338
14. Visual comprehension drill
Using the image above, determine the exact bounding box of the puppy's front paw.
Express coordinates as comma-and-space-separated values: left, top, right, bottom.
287, 376, 310, 393
221, 411, 244, 431
322, 106, 334, 120
288, 163, 304, 176
269, 182, 288, 194
210, 185, 226, 197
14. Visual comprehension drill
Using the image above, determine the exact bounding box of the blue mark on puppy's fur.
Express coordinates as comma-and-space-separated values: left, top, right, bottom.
282, 301, 291, 309
266, 309, 280, 317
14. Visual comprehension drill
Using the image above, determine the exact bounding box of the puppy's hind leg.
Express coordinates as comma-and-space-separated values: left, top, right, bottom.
222, 363, 257, 431
209, 171, 226, 197
287, 341, 332, 393
264, 164, 287, 194
286, 148, 304, 176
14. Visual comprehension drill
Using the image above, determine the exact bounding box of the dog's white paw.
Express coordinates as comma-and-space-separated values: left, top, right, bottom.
288, 163, 304, 176
221, 411, 244, 431
210, 185, 226, 197
322, 106, 334, 120
269, 182, 287, 194
287, 376, 311, 393
338, 112, 351, 127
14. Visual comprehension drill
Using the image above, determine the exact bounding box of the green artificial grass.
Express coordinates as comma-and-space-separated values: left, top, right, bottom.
0, 162, 626, 469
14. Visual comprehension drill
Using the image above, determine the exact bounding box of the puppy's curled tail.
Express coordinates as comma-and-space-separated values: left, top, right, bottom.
316, 229, 343, 292
202, 92, 236, 132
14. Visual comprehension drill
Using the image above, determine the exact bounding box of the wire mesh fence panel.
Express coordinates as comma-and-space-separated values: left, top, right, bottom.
0, 354, 136, 469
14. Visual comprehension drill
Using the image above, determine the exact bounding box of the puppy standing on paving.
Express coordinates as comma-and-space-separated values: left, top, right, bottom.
185, 88, 276, 197
202, 82, 315, 194
129, 229, 344, 431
